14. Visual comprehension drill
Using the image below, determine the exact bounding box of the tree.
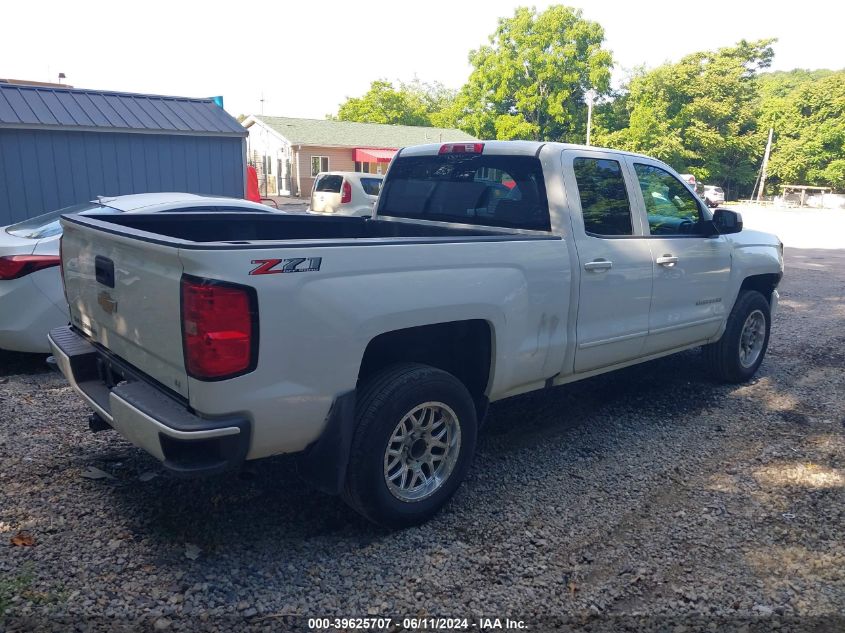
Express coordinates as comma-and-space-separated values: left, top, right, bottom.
599, 39, 775, 199
758, 70, 845, 190
451, 5, 613, 141
332, 79, 457, 128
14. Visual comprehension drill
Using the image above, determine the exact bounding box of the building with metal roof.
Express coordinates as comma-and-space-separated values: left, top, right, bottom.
242, 115, 476, 197
0, 83, 247, 225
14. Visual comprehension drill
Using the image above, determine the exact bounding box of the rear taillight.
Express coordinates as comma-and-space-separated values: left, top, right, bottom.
439, 143, 484, 155
341, 180, 352, 204
59, 236, 68, 303
0, 255, 61, 280
180, 275, 258, 380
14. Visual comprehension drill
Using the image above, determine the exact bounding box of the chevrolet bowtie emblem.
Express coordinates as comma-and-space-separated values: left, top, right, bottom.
97, 291, 118, 315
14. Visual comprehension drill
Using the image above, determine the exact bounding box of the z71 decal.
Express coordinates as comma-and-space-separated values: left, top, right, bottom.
249, 257, 322, 275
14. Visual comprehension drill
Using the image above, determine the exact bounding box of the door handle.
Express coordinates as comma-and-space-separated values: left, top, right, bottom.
656, 255, 679, 267
584, 259, 613, 272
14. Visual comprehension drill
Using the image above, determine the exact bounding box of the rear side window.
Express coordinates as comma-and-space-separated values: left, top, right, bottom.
378, 154, 550, 231
573, 158, 633, 236
315, 175, 343, 193
360, 177, 383, 196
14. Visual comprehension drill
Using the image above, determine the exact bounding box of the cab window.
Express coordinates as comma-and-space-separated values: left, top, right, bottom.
378, 154, 550, 231
634, 164, 705, 235
572, 158, 633, 236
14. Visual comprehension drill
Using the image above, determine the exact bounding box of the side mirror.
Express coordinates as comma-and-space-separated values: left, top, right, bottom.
712, 208, 743, 234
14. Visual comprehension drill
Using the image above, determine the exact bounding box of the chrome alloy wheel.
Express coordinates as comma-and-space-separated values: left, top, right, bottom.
383, 402, 462, 502
738, 309, 766, 368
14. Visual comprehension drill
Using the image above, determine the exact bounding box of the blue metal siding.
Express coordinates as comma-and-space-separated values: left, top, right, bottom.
0, 129, 245, 224
0, 84, 246, 136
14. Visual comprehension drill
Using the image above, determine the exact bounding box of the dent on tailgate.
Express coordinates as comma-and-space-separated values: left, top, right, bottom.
62, 221, 190, 397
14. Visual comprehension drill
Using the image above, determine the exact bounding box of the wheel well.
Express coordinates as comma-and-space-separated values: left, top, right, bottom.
740, 273, 781, 304
358, 320, 492, 403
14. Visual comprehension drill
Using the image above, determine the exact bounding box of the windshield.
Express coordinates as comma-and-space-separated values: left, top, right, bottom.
6, 202, 119, 239
378, 154, 550, 231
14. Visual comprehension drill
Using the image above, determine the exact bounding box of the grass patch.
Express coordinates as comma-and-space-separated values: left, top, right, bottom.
0, 564, 34, 618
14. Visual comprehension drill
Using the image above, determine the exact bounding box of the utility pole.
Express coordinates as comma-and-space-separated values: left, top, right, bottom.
584, 89, 597, 146
757, 127, 773, 202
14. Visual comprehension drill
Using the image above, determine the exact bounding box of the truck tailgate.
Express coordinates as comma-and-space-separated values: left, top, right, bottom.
61, 220, 189, 398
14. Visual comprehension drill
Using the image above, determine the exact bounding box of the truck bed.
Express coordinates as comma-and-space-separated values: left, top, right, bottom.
65, 212, 552, 248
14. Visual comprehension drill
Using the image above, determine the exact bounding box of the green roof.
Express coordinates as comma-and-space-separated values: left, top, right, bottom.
252, 115, 476, 148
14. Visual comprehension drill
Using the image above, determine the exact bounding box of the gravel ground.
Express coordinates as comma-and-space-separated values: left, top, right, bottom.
1, 248, 843, 632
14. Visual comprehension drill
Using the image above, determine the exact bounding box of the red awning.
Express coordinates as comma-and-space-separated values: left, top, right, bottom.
353, 148, 397, 163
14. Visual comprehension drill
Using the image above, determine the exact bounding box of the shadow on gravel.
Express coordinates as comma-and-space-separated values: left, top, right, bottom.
101, 453, 376, 550
482, 348, 718, 448
96, 348, 726, 556
0, 350, 51, 377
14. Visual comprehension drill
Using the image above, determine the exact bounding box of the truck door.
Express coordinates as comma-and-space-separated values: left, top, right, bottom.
561, 150, 654, 373
625, 158, 732, 354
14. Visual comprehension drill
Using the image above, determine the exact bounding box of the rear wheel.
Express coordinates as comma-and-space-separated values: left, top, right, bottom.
343, 363, 477, 528
704, 290, 771, 383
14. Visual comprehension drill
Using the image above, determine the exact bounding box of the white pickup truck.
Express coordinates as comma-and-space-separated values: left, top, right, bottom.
51, 141, 783, 527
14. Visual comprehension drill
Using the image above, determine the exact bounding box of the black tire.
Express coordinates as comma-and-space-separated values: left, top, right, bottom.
343, 363, 477, 528
703, 290, 771, 383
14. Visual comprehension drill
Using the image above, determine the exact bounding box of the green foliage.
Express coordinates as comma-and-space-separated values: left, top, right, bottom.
759, 70, 845, 189
599, 39, 775, 198
451, 5, 612, 141
333, 7, 845, 192
333, 79, 457, 128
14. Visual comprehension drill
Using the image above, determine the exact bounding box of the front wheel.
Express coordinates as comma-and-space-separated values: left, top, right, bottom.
343, 363, 478, 528
704, 290, 771, 383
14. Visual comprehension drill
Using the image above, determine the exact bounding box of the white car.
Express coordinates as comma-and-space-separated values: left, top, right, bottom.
703, 185, 726, 208
308, 172, 383, 216
0, 193, 275, 353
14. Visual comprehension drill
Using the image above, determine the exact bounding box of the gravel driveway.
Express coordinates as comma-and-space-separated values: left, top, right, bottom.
1, 248, 843, 632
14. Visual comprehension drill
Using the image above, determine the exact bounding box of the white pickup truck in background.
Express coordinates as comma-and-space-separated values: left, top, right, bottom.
51, 141, 783, 527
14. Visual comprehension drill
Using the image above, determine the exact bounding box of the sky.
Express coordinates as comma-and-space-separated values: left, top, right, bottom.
2, 0, 843, 121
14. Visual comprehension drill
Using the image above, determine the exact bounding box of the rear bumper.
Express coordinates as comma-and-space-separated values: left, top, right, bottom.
48, 325, 251, 476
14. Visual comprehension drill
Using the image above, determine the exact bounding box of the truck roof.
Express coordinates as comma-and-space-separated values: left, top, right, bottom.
398, 140, 655, 160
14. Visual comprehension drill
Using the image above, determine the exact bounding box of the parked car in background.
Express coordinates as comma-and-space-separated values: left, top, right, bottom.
703, 185, 726, 207
0, 193, 276, 354
679, 173, 697, 189
309, 172, 383, 216
678, 173, 707, 200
